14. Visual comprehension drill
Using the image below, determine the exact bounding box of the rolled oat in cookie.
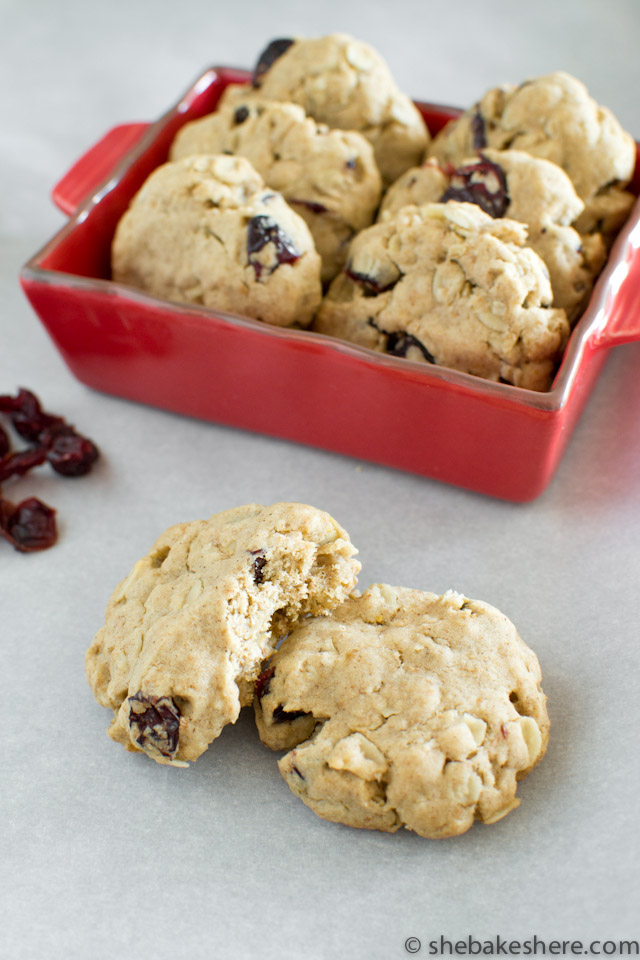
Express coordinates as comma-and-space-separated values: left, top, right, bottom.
431, 71, 636, 241
170, 99, 382, 283
220, 33, 429, 186
111, 153, 321, 327
255, 584, 549, 839
86, 503, 360, 765
379, 150, 607, 321
314, 201, 570, 391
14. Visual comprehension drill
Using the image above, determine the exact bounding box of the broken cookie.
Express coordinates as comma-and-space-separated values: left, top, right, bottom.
86, 503, 360, 764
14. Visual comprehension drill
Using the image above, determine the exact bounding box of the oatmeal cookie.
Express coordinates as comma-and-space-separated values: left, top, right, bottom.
379, 150, 607, 320
314, 201, 570, 391
86, 503, 360, 765
220, 33, 429, 185
112, 153, 321, 327
430, 71, 636, 240
170, 99, 382, 282
255, 584, 549, 839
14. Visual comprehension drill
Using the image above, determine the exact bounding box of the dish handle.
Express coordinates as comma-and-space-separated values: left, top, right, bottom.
593, 218, 640, 350
51, 123, 150, 216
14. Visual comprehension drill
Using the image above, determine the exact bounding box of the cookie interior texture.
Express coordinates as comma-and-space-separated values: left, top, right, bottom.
255, 584, 549, 839
86, 503, 360, 765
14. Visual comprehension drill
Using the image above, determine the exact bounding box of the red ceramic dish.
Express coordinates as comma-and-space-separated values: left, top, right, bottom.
20, 67, 640, 501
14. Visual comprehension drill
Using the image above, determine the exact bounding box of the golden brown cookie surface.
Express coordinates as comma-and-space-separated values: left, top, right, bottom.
224, 33, 429, 185
379, 150, 607, 321
171, 99, 382, 283
315, 201, 569, 391
112, 154, 322, 327
431, 71, 635, 239
256, 584, 549, 839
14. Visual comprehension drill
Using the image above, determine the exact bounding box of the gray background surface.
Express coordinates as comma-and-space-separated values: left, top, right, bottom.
1, 1, 639, 957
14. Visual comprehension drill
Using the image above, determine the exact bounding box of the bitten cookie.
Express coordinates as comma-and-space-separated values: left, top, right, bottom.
86, 503, 360, 765
255, 584, 549, 839
170, 99, 382, 283
111, 153, 321, 327
220, 33, 429, 185
314, 201, 570, 391
379, 150, 607, 321
431, 71, 636, 240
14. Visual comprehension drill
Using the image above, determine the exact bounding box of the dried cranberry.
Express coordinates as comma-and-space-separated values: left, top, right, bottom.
0, 388, 62, 442
291, 765, 305, 780
0, 387, 100, 554
0, 424, 9, 459
0, 447, 47, 483
0, 387, 99, 476
128, 692, 181, 760
441, 155, 509, 219
252, 38, 294, 87
252, 551, 267, 584
0, 496, 57, 552
386, 331, 435, 363
233, 105, 250, 125
272, 704, 307, 724
247, 215, 300, 278
471, 109, 487, 151
255, 665, 275, 700
289, 198, 329, 215
41, 425, 99, 477
346, 267, 398, 295
367, 319, 435, 363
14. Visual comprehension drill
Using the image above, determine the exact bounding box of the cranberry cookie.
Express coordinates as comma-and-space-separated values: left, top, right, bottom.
255, 584, 548, 839
221, 33, 429, 185
314, 201, 570, 391
112, 154, 321, 327
380, 150, 607, 321
431, 71, 635, 240
170, 99, 382, 282
86, 503, 360, 765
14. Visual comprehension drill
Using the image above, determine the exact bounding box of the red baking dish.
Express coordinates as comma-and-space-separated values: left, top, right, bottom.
20, 67, 640, 501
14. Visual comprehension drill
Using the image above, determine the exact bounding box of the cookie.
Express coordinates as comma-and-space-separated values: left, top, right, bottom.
314, 201, 570, 391
170, 99, 382, 283
86, 503, 360, 765
255, 584, 548, 839
221, 33, 429, 186
431, 71, 636, 241
378, 157, 450, 219
379, 150, 607, 321
111, 153, 322, 327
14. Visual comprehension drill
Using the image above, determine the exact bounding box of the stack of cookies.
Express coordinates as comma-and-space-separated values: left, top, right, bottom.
87, 502, 549, 840
112, 33, 636, 391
